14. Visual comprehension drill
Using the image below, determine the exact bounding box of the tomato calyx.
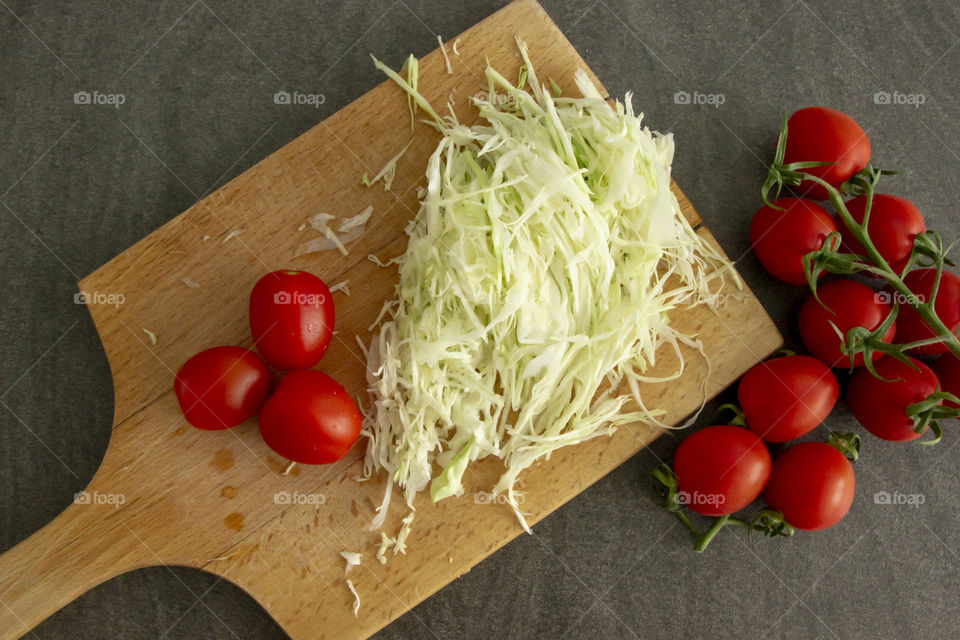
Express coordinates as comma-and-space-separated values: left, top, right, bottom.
651, 463, 685, 513
747, 509, 795, 539
904, 391, 960, 446
910, 229, 956, 269
831, 304, 902, 375
714, 403, 747, 427
761, 114, 834, 209
826, 431, 862, 462
839, 165, 904, 198
802, 231, 875, 286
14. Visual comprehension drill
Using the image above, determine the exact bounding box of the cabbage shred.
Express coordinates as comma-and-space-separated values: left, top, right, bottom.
363, 39, 736, 543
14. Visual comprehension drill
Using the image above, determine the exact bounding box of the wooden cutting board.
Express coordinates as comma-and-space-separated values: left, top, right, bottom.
0, 1, 781, 638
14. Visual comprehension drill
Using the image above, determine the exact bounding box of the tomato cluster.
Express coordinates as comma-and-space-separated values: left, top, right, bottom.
658, 106, 960, 551
173, 270, 361, 465
662, 354, 853, 548
751, 106, 960, 443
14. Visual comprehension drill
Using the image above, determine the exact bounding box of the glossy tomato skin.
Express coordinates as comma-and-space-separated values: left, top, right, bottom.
738, 355, 838, 442
750, 198, 837, 285
763, 442, 855, 531
258, 369, 362, 464
799, 279, 896, 368
884, 269, 960, 355
174, 346, 270, 430
838, 194, 926, 276
672, 425, 772, 517
782, 107, 870, 201
931, 354, 960, 409
848, 356, 939, 442
249, 270, 334, 370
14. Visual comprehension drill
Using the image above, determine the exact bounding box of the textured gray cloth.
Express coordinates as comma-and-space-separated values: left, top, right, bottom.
2, 1, 959, 638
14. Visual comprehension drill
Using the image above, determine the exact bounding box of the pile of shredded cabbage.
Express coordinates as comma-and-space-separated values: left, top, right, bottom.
361, 39, 737, 549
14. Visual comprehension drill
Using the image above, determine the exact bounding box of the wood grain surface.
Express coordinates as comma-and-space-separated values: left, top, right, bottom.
0, 1, 781, 638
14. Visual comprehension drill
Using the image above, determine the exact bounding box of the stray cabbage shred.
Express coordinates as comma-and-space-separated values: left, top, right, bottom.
362, 38, 738, 548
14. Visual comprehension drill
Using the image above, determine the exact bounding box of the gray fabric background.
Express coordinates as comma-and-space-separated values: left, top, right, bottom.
2, 1, 959, 638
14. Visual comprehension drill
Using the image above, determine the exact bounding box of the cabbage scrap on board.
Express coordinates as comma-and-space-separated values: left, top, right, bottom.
362, 38, 738, 549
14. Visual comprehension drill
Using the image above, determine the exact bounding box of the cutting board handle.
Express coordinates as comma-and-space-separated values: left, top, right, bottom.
0, 491, 149, 639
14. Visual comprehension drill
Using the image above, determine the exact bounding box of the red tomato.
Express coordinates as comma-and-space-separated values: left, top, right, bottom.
782, 107, 870, 201
883, 269, 960, 355
798, 279, 896, 368
249, 270, 334, 370
837, 194, 926, 275
750, 198, 837, 285
931, 354, 960, 409
738, 355, 838, 442
672, 425, 772, 516
848, 356, 940, 442
763, 441, 855, 531
258, 369, 362, 464
174, 346, 270, 430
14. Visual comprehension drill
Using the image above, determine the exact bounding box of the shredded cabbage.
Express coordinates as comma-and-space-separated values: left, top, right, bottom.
294, 207, 372, 257
340, 550, 361, 572
362, 39, 737, 545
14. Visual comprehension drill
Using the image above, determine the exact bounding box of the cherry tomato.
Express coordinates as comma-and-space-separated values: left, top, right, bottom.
258, 369, 362, 464
782, 107, 870, 201
738, 355, 838, 442
837, 194, 926, 275
798, 279, 896, 368
750, 198, 837, 285
848, 356, 940, 442
174, 346, 270, 430
930, 354, 960, 409
249, 270, 334, 370
883, 269, 960, 355
763, 441, 854, 531
672, 425, 772, 516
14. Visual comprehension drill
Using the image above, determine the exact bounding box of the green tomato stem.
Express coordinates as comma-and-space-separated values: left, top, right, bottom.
693, 514, 731, 552
675, 510, 701, 537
